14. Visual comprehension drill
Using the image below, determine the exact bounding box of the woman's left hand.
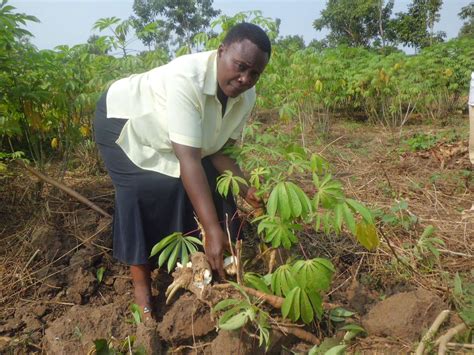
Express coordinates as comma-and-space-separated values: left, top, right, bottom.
244, 187, 263, 209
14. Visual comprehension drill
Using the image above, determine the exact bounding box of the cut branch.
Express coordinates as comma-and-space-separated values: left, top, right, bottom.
415, 309, 450, 355
23, 163, 111, 218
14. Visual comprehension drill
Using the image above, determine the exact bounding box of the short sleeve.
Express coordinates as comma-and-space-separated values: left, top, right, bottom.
166, 74, 203, 148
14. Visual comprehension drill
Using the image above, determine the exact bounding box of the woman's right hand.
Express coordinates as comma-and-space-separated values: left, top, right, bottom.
203, 224, 229, 279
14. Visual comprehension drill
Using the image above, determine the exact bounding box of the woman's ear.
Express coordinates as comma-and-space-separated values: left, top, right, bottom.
217, 44, 225, 58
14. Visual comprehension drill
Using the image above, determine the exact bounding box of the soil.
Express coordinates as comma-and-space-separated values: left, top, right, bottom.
1, 116, 472, 353
362, 288, 446, 341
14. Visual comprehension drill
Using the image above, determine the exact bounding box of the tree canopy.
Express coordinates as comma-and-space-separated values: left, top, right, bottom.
131, 0, 220, 50
313, 0, 394, 48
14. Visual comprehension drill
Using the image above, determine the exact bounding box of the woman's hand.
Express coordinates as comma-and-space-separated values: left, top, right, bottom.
244, 186, 263, 209
203, 224, 229, 279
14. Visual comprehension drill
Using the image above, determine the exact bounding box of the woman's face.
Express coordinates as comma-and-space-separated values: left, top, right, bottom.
216, 39, 269, 98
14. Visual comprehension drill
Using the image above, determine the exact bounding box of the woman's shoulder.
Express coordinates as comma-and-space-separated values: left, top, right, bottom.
167, 50, 217, 75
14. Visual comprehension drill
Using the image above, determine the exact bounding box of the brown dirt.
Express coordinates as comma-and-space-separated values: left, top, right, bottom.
362, 288, 446, 341
158, 293, 216, 344
1, 117, 472, 353
44, 295, 133, 354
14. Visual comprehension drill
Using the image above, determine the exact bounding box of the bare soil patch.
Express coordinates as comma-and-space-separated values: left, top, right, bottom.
0, 117, 472, 353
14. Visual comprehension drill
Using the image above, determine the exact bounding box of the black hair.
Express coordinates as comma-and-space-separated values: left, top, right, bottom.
222, 22, 272, 59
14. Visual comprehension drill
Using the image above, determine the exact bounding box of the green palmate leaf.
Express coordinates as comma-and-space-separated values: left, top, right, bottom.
277, 183, 291, 220
167, 242, 181, 272
342, 202, 356, 234
219, 311, 248, 330
292, 258, 335, 293
150, 232, 181, 257
181, 243, 189, 265
151, 233, 202, 272
308, 290, 324, 318
346, 198, 373, 224
281, 287, 297, 319
216, 170, 248, 198
244, 272, 272, 294
340, 324, 366, 333
218, 303, 243, 324
314, 174, 344, 209
334, 203, 343, 233
266, 184, 279, 216
325, 344, 347, 355
287, 183, 302, 216
355, 221, 379, 251
158, 242, 177, 268
310, 153, 328, 175
213, 299, 241, 312
292, 183, 312, 216
271, 264, 298, 296
266, 182, 312, 220
300, 288, 314, 324
292, 287, 301, 321
258, 216, 300, 249
330, 307, 356, 322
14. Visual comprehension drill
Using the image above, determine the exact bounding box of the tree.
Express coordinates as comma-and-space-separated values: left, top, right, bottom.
458, 3, 474, 38
131, 0, 220, 51
312, 0, 394, 48
388, 0, 445, 50
275, 35, 305, 52
86, 34, 111, 55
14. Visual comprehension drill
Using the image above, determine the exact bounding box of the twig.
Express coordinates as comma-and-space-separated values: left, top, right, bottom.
378, 226, 421, 276
22, 249, 40, 272
20, 298, 75, 306
415, 309, 450, 355
22, 163, 111, 218
235, 239, 243, 285
127, 335, 132, 355
435, 322, 467, 355
318, 135, 344, 155
170, 342, 212, 353
446, 343, 474, 350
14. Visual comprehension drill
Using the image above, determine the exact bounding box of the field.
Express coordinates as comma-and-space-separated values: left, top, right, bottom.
1, 3, 474, 354
1, 112, 472, 353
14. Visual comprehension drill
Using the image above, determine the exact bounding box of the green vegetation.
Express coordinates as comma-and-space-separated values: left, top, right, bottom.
1, 0, 472, 351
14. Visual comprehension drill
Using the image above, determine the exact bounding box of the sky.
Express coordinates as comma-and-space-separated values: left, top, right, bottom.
10, 0, 473, 53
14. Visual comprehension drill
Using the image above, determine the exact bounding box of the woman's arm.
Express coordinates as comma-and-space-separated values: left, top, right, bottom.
172, 142, 229, 278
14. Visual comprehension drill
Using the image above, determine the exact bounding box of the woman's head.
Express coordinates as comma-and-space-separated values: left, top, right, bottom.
216, 23, 271, 98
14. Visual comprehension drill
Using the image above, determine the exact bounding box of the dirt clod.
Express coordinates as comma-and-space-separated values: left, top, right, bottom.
69, 246, 100, 269
158, 293, 215, 343
65, 267, 97, 304
210, 330, 257, 355
136, 320, 162, 355
44, 296, 133, 354
113, 277, 132, 295
362, 288, 445, 341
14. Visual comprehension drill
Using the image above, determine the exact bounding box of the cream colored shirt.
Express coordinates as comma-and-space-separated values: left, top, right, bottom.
106, 50, 255, 177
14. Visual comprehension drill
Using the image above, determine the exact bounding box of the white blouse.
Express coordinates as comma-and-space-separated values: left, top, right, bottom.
106, 50, 255, 177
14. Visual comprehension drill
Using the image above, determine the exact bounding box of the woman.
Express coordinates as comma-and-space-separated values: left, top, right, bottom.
94, 23, 270, 319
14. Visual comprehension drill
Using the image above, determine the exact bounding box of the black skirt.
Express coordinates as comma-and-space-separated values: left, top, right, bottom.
93, 92, 240, 265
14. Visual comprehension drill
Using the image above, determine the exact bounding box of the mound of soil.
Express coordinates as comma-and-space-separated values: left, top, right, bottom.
44, 295, 133, 354
158, 293, 216, 344
362, 288, 446, 341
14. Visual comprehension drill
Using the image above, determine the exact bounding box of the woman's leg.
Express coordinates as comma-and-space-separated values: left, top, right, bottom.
130, 264, 153, 319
